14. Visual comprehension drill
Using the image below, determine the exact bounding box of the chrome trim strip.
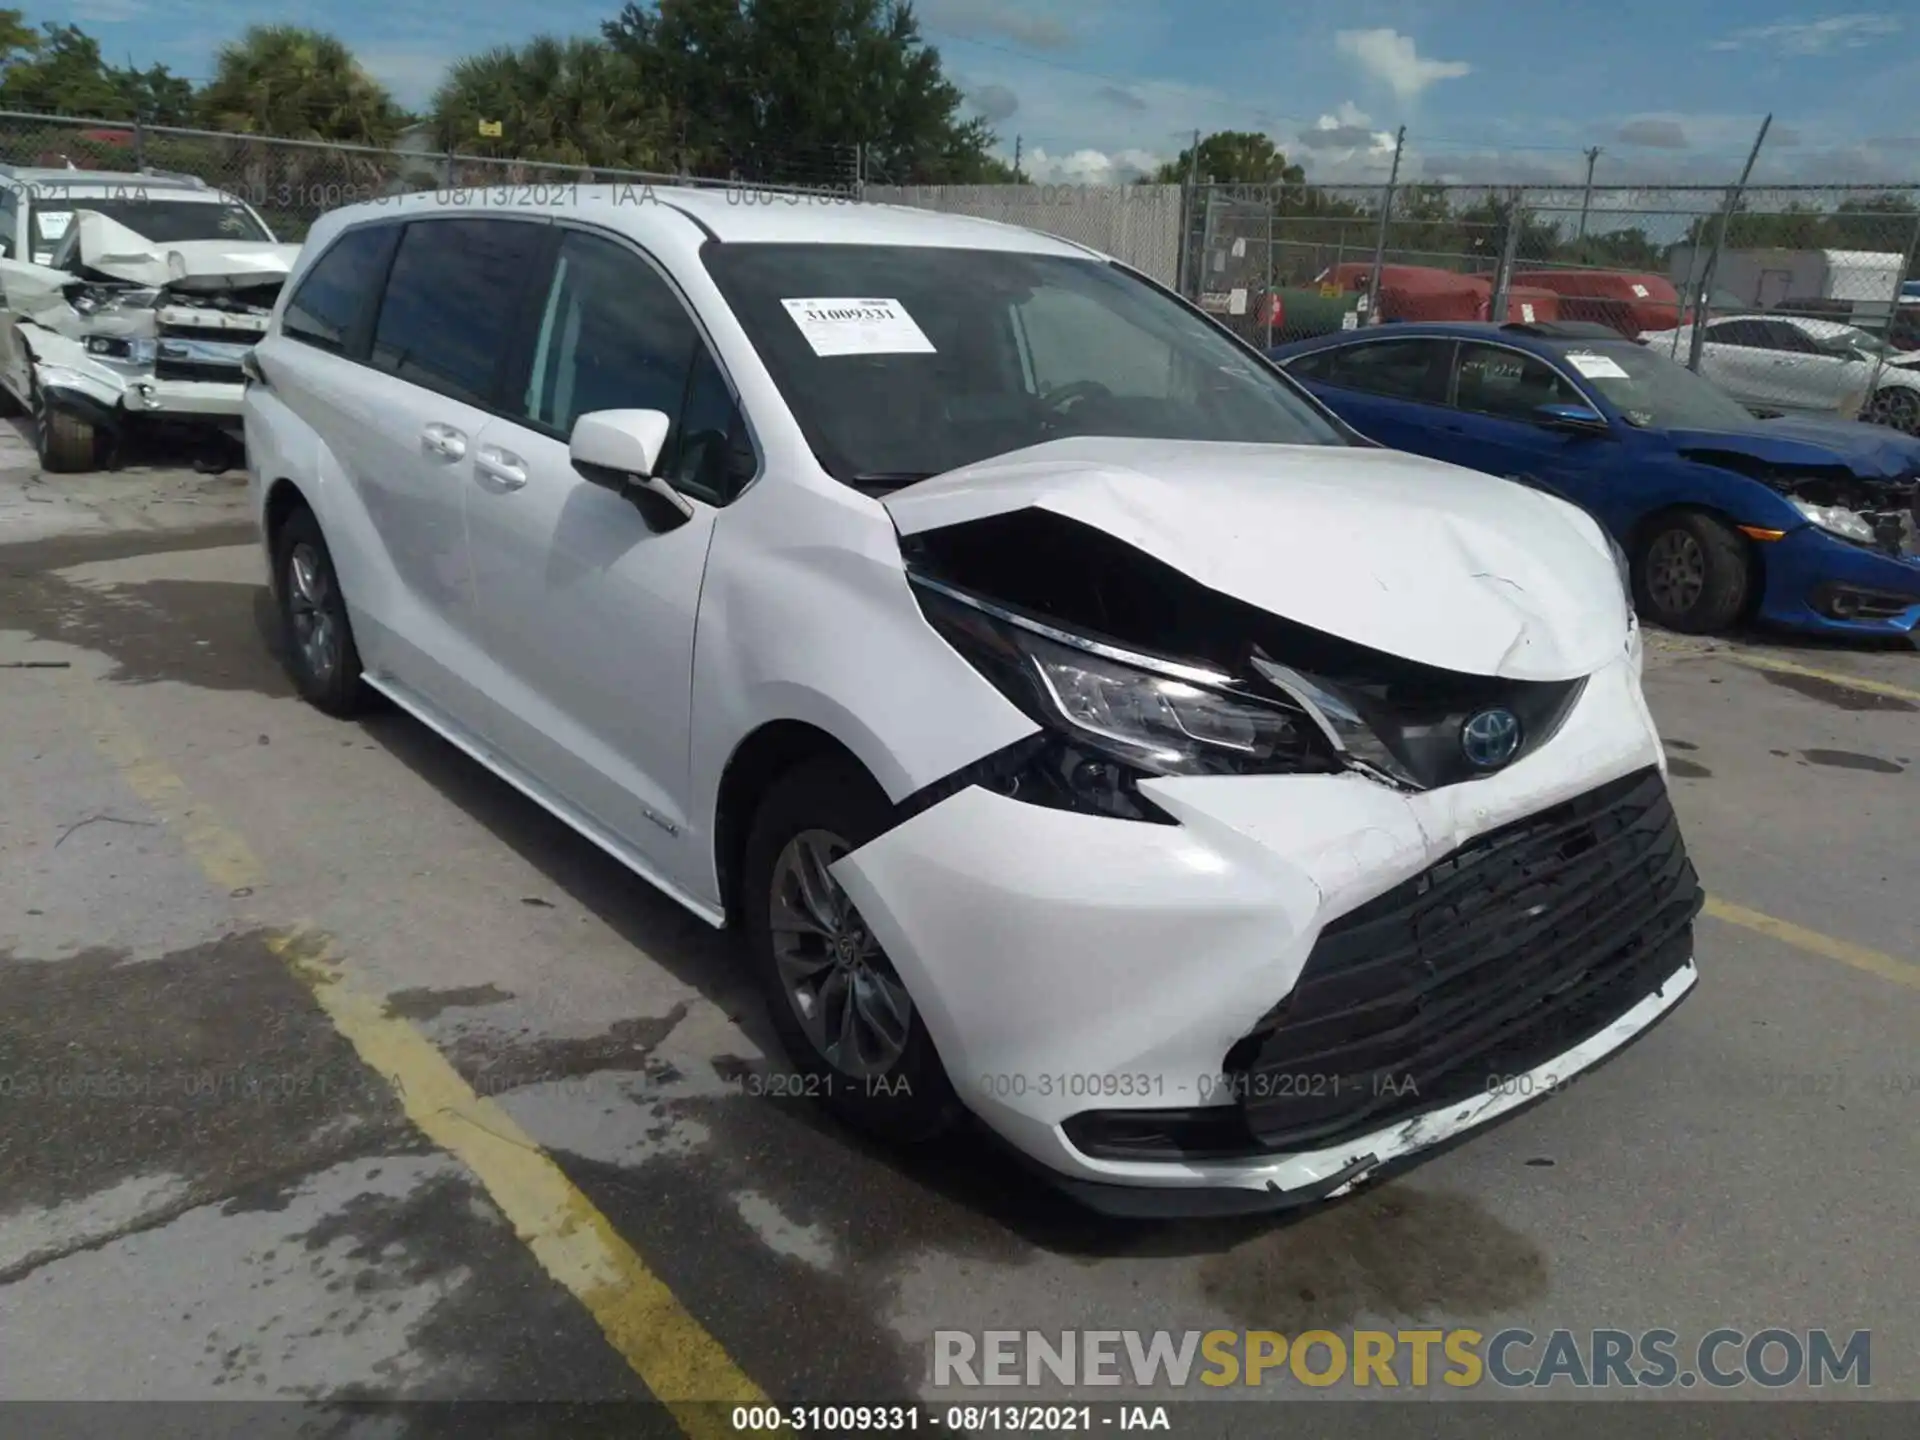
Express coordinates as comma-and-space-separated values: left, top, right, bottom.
907, 572, 1238, 687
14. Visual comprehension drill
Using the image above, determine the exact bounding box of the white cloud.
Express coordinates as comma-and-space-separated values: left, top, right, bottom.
1335, 28, 1471, 104
1711, 12, 1902, 55
919, 0, 1078, 52
966, 83, 1020, 123
355, 48, 454, 109
1295, 100, 1396, 154
1020, 146, 1161, 184
1616, 116, 1691, 149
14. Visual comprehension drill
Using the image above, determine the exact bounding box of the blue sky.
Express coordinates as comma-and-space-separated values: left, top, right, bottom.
36, 0, 1920, 185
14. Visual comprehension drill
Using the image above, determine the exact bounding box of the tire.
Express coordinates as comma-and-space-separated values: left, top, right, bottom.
741, 755, 962, 1144
1632, 511, 1749, 635
271, 505, 370, 716
34, 392, 97, 473
1862, 386, 1920, 436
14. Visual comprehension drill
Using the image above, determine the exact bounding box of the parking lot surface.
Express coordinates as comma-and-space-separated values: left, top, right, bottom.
1, 457, 1915, 1433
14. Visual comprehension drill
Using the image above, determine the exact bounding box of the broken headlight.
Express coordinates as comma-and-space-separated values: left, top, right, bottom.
1792, 499, 1876, 546
911, 576, 1334, 820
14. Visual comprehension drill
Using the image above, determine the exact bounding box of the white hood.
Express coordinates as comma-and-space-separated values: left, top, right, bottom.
70, 211, 299, 289
882, 437, 1627, 681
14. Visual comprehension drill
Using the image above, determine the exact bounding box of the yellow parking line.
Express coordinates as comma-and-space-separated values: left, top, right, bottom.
70, 676, 773, 1438
1704, 895, 1920, 992
1725, 652, 1920, 706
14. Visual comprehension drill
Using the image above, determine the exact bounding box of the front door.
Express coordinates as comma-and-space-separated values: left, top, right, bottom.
1434, 341, 1609, 510
463, 226, 748, 882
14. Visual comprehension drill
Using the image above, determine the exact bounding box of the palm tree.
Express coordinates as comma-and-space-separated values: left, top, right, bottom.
197, 26, 406, 145
430, 36, 669, 173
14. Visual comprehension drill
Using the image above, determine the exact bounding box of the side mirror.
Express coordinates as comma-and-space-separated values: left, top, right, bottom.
1534, 401, 1609, 434
570, 408, 694, 531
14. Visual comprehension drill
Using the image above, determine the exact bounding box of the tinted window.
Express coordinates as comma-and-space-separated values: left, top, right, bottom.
1759, 321, 1820, 354
0, 189, 13, 257
1316, 339, 1449, 401
371, 219, 543, 404
30, 198, 268, 246
284, 224, 398, 356
1453, 343, 1581, 420
702, 243, 1343, 486
1706, 320, 1765, 347
517, 230, 749, 505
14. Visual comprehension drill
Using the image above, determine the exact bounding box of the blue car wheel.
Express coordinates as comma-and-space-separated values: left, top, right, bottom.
1632, 512, 1750, 635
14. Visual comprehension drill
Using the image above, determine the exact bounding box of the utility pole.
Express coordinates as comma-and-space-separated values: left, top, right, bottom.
1576, 146, 1601, 242
1012, 134, 1023, 184
1687, 113, 1771, 371
1178, 128, 1202, 296
1365, 125, 1407, 326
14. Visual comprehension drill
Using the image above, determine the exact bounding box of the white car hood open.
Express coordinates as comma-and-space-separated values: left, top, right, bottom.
882, 436, 1627, 681
68, 211, 299, 290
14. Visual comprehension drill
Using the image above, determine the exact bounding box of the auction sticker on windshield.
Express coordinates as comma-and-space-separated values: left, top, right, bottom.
781, 297, 936, 356
1566, 351, 1629, 380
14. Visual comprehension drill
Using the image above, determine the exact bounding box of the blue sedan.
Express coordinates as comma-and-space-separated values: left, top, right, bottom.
1269, 321, 1920, 639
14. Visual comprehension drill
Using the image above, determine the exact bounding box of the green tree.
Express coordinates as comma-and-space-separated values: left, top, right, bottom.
1154, 130, 1304, 187
197, 25, 406, 144
0, 22, 123, 114
431, 36, 668, 169
603, 0, 1001, 184
0, 7, 38, 67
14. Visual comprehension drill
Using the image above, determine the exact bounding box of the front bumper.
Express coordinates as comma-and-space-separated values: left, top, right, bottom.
833, 647, 1697, 1207
1756, 524, 1920, 639
37, 361, 247, 424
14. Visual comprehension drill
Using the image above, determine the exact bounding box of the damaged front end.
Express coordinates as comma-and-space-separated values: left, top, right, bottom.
898, 508, 1589, 819
15, 211, 295, 453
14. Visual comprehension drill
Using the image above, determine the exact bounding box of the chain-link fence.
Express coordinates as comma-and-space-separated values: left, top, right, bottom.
863, 182, 1183, 288
0, 109, 861, 241
1185, 178, 1920, 432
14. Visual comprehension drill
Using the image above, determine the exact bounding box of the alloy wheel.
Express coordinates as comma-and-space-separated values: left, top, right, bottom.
1865, 388, 1920, 436
767, 828, 913, 1077
286, 542, 340, 682
1645, 529, 1707, 617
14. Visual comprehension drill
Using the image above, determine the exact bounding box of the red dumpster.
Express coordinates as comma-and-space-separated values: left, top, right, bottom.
1513, 271, 1684, 335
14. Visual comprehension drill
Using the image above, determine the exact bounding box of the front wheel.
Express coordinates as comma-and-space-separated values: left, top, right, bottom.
1632, 512, 1749, 635
741, 756, 962, 1144
31, 376, 97, 472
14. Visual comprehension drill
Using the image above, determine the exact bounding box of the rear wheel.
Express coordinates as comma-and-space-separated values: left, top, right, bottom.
1632, 512, 1749, 635
272, 505, 370, 716
741, 755, 962, 1144
1862, 386, 1920, 436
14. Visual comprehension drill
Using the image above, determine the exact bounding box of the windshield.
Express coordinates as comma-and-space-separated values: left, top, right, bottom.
1827, 326, 1891, 359
1558, 339, 1761, 431
33, 198, 269, 253
702, 243, 1346, 486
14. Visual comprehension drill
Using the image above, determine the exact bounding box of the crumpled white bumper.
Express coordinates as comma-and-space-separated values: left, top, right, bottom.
831, 645, 1690, 1198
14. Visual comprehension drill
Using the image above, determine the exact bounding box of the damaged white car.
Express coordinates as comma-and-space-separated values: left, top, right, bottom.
247, 192, 1704, 1215
0, 168, 292, 471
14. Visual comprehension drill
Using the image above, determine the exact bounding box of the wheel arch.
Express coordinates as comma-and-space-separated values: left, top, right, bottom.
1626, 502, 1766, 623
711, 719, 878, 927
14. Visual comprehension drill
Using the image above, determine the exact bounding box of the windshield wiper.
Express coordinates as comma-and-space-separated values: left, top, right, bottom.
847, 470, 937, 494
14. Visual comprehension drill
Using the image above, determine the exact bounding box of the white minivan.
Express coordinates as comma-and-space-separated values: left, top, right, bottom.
244, 187, 1702, 1215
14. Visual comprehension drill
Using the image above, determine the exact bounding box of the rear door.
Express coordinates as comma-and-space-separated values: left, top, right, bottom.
1693, 319, 1773, 407
1283, 337, 1455, 452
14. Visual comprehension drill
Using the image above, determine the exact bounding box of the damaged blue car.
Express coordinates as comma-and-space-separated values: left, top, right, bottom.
1269, 321, 1920, 640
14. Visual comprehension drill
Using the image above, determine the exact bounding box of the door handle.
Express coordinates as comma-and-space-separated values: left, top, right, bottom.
474, 445, 527, 491
421, 423, 467, 459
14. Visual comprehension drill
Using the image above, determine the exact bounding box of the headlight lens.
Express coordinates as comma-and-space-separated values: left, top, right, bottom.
914, 579, 1332, 782
1793, 498, 1877, 545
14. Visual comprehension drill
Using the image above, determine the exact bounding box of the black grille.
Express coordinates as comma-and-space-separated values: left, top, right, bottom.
1228, 765, 1700, 1152
159, 324, 260, 344
154, 356, 244, 383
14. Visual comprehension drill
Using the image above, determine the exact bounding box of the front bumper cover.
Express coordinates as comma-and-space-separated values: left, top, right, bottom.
831, 647, 1692, 1207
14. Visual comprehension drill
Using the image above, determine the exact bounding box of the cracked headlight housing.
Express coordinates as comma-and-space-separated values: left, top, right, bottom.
84, 335, 156, 364
1792, 498, 1877, 546
910, 577, 1335, 821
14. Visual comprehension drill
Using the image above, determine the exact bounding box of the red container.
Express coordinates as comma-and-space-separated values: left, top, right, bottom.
1321, 263, 1488, 321
1513, 271, 1684, 335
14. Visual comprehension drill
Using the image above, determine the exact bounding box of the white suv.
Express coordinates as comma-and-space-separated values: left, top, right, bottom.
245, 188, 1702, 1215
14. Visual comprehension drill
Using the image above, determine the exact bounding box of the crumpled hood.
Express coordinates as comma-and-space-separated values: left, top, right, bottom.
70, 211, 298, 290
882, 436, 1627, 681
1668, 415, 1920, 480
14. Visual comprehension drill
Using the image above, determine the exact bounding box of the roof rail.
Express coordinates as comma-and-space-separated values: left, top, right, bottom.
137, 168, 209, 189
